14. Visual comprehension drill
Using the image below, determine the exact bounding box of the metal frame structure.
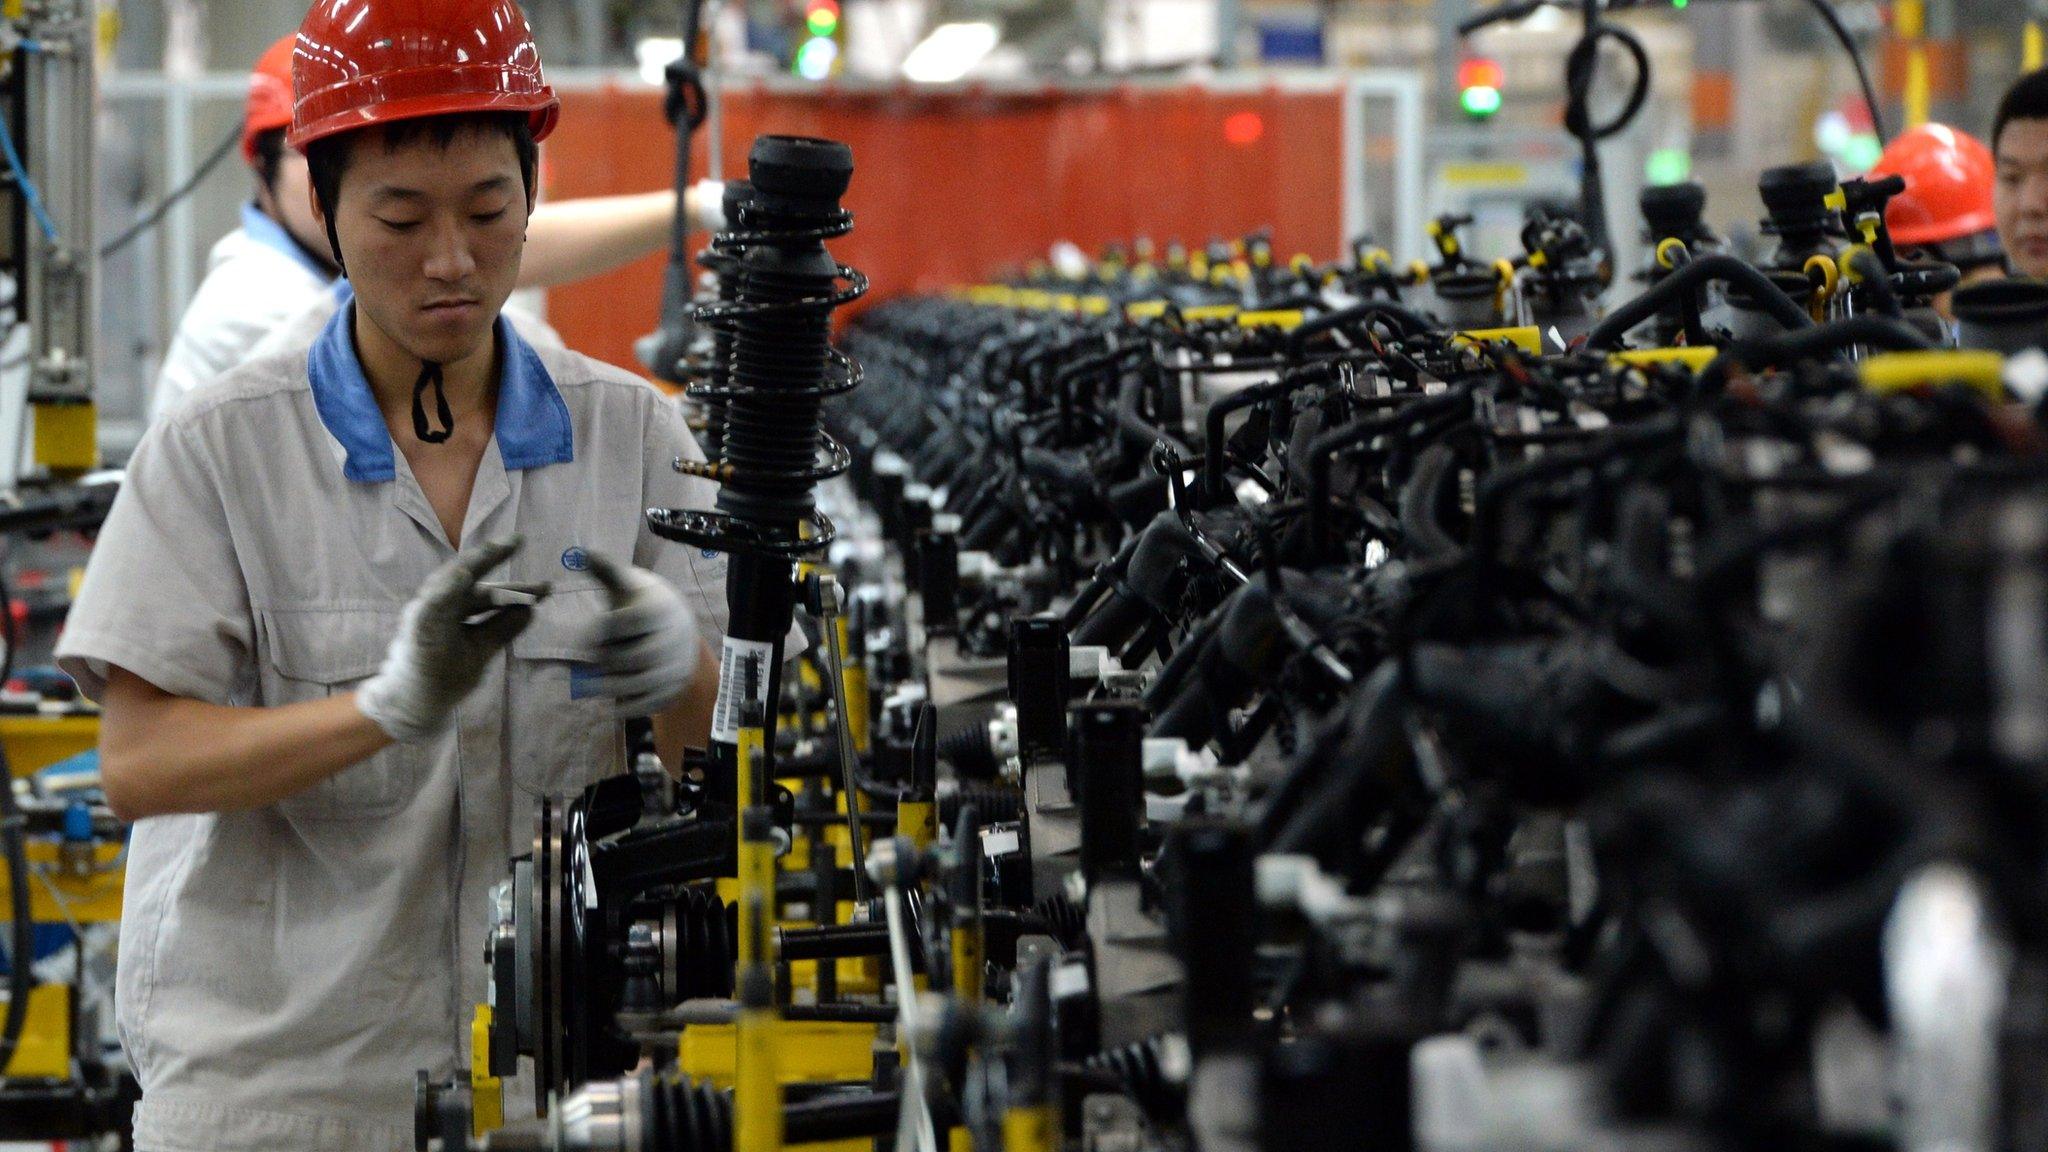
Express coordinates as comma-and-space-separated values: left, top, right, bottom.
17, 0, 96, 408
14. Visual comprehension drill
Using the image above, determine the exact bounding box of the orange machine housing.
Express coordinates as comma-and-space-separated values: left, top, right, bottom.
541, 81, 1349, 373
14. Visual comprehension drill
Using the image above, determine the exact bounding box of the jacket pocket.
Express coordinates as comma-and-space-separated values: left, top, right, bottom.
257, 606, 428, 820
509, 587, 624, 797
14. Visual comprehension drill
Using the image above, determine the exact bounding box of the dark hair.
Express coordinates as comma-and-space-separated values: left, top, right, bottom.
252, 127, 287, 192
302, 112, 538, 267
1994, 68, 2048, 155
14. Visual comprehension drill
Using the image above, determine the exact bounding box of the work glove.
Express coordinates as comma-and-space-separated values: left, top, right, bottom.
585, 553, 703, 718
357, 537, 543, 744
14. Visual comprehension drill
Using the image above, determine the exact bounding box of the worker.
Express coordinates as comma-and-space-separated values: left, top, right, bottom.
55, 2, 727, 1148
1868, 123, 2006, 317
152, 31, 721, 420
1995, 68, 2048, 280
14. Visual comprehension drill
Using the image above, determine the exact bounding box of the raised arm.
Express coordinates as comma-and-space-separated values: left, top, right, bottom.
515, 181, 725, 290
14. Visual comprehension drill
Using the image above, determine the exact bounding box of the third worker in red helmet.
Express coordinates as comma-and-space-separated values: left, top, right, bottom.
1869, 123, 2008, 319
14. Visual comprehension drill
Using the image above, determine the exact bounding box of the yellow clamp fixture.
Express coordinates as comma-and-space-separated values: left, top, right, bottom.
470, 1007, 505, 1137
1492, 260, 1519, 312
1861, 351, 2007, 402
1237, 309, 1306, 331
1804, 254, 1841, 323
1655, 238, 1690, 272
1837, 246, 1870, 287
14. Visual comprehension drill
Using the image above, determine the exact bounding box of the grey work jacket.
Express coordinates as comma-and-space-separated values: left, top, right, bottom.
57, 306, 731, 1152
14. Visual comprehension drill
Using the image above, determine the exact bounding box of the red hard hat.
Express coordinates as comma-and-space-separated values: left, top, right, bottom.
242, 34, 296, 165
1869, 123, 1998, 248
286, 0, 560, 152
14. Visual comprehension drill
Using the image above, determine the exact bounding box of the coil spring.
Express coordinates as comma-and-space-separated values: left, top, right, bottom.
647, 1072, 734, 1152
651, 136, 868, 561
670, 887, 737, 1002
686, 180, 750, 462
1085, 1036, 1186, 1127
1031, 894, 1088, 948
938, 725, 1000, 781
940, 780, 1024, 827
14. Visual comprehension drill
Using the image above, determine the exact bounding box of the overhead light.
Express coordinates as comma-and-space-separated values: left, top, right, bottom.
636, 37, 685, 86
902, 21, 1000, 84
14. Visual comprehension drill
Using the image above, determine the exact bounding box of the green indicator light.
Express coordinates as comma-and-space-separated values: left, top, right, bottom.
1461, 86, 1503, 119
1844, 133, 1883, 171
807, 7, 838, 36
1646, 147, 1692, 186
1673, 0, 1688, 10
795, 35, 837, 79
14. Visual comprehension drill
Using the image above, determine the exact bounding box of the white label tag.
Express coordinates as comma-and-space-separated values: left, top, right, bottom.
1051, 960, 1091, 999
709, 636, 778, 744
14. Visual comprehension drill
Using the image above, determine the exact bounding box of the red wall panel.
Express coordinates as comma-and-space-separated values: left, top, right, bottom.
541, 82, 1347, 373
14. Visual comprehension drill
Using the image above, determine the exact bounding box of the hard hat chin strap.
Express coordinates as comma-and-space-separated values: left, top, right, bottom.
325, 215, 346, 275
413, 362, 455, 444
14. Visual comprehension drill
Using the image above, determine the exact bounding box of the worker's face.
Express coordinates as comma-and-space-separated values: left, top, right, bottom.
1997, 118, 2048, 279
256, 150, 328, 264
312, 127, 530, 367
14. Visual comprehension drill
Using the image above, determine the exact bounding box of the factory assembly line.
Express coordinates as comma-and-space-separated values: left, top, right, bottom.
11, 1, 2048, 1151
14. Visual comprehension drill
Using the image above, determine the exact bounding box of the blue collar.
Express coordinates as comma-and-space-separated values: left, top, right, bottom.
306, 304, 576, 483
240, 202, 337, 285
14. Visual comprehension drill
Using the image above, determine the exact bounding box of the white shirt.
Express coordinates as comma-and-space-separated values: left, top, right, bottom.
150, 202, 338, 423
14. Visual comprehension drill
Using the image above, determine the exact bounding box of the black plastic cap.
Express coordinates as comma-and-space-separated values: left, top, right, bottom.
1759, 162, 1839, 225
749, 135, 854, 206
1640, 181, 1707, 236
722, 178, 754, 217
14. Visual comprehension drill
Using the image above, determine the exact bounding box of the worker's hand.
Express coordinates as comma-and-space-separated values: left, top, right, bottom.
584, 553, 702, 718
356, 537, 540, 744
688, 179, 729, 233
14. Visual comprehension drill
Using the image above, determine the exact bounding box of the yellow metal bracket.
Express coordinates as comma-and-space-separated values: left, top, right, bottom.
470, 1006, 504, 1137
679, 1019, 879, 1088
1861, 351, 2006, 401
2, 984, 70, 1078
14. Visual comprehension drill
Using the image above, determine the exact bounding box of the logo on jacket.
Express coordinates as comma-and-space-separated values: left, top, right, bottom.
561, 547, 590, 572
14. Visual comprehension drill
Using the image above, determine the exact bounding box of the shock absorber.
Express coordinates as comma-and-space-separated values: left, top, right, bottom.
649, 135, 867, 806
